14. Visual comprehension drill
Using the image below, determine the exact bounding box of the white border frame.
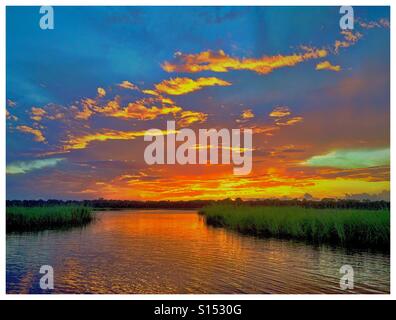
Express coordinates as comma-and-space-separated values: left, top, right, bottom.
1, 0, 393, 300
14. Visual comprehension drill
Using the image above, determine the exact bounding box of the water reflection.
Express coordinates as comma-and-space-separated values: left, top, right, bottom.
6, 210, 390, 294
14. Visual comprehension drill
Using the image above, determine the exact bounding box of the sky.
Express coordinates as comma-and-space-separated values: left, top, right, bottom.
6, 6, 390, 201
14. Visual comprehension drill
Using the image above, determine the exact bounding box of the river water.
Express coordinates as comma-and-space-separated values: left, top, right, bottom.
6, 210, 390, 294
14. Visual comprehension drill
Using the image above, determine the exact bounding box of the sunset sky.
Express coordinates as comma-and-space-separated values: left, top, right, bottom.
6, 6, 390, 201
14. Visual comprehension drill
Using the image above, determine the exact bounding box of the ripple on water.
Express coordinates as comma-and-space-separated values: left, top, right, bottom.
6, 210, 390, 294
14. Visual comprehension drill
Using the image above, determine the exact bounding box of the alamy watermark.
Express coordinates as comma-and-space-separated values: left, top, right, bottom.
339, 6, 354, 30
39, 265, 54, 290
39, 6, 54, 30
340, 265, 354, 290
144, 121, 253, 175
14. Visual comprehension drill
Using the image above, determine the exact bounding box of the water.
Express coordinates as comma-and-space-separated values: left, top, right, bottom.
6, 210, 390, 294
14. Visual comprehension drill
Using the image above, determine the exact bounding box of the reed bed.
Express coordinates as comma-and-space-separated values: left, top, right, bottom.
200, 205, 390, 248
6, 206, 94, 232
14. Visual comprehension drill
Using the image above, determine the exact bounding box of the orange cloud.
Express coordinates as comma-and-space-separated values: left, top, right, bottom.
75, 99, 95, 120
275, 116, 303, 126
252, 125, 280, 136
154, 77, 231, 95
17, 125, 46, 142
162, 48, 327, 74
191, 144, 254, 152
269, 106, 291, 118
30, 107, 47, 121
315, 61, 341, 72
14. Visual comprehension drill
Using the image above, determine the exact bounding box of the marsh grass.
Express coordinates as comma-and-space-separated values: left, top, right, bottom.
6, 206, 94, 232
200, 205, 390, 248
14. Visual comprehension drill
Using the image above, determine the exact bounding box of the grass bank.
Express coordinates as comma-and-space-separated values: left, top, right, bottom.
200, 205, 390, 248
6, 206, 94, 232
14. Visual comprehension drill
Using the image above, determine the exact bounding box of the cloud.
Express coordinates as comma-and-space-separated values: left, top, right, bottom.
162, 48, 327, 75
269, 106, 291, 118
30, 107, 47, 121
118, 80, 139, 90
63, 128, 177, 151
177, 110, 207, 127
357, 18, 390, 29
304, 148, 390, 169
16, 125, 46, 142
316, 60, 341, 72
6, 158, 65, 174
154, 77, 231, 95
75, 100, 94, 120
191, 144, 254, 152
251, 125, 280, 136
6, 109, 18, 121
30, 87, 206, 129
83, 96, 182, 120
7, 99, 16, 107
113, 102, 182, 120
275, 116, 303, 126
97, 87, 106, 97
334, 30, 362, 53
241, 109, 254, 119
268, 106, 302, 127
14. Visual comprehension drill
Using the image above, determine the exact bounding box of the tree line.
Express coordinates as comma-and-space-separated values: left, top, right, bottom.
6, 198, 390, 210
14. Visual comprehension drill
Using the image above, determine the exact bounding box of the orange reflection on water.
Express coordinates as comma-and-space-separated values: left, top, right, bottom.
6, 210, 390, 294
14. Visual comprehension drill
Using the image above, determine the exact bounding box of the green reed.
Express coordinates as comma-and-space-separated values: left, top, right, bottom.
6, 206, 94, 232
200, 205, 389, 248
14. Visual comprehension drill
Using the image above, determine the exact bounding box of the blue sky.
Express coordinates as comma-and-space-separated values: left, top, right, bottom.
6, 6, 390, 200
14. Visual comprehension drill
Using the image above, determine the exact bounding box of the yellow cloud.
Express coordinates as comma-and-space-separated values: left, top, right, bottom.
177, 110, 207, 127
63, 128, 177, 150
269, 106, 291, 118
97, 87, 106, 98
162, 48, 327, 74
315, 60, 341, 72
76, 96, 183, 121
154, 77, 231, 95
16, 125, 46, 142
113, 103, 182, 120
241, 109, 254, 119
334, 31, 362, 53
142, 89, 159, 96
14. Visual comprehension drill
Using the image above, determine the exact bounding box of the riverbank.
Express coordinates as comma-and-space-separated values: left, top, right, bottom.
199, 205, 390, 249
6, 206, 94, 232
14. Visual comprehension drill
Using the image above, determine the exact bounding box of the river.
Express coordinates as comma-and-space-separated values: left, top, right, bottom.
6, 210, 390, 294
